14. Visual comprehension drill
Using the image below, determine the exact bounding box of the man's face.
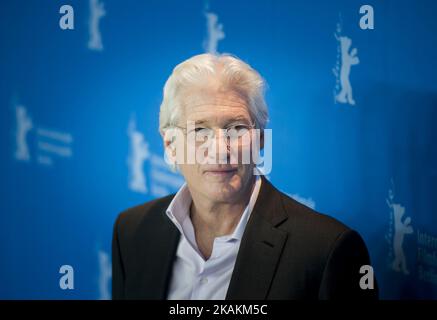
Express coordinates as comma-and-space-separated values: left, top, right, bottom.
171, 87, 257, 203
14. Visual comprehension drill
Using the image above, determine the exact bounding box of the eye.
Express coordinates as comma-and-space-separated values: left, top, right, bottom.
229, 124, 250, 132
194, 127, 212, 136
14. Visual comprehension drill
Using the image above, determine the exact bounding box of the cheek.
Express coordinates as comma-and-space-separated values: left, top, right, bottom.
179, 164, 203, 183
228, 145, 251, 164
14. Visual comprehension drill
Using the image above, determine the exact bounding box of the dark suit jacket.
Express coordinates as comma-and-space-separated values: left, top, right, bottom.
112, 176, 378, 300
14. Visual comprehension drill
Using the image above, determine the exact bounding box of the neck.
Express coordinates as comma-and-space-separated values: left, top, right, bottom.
190, 176, 256, 238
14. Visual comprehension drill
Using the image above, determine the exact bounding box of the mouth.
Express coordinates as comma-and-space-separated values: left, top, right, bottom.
203, 167, 238, 176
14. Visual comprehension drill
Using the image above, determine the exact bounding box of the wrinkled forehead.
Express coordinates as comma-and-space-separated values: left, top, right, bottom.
179, 87, 252, 125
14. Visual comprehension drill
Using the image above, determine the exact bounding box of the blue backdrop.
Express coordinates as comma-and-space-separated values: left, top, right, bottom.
1, 0, 436, 299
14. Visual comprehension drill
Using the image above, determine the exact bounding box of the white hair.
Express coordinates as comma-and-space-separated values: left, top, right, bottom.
159, 53, 269, 132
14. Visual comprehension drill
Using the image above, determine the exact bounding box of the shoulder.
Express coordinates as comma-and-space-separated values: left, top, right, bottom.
271, 184, 371, 268
284, 192, 348, 231
271, 184, 363, 251
114, 194, 175, 237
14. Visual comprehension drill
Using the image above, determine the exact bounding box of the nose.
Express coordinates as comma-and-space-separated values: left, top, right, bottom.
211, 129, 230, 163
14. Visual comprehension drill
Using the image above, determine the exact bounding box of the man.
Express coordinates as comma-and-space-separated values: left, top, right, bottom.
112, 53, 378, 300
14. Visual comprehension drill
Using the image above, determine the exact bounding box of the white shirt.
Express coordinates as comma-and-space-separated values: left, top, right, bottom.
165, 176, 262, 300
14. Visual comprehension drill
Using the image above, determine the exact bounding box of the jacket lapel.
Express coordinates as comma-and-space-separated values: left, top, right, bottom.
226, 176, 289, 300
132, 197, 180, 299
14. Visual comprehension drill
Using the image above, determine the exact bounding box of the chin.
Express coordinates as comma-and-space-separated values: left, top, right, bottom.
206, 190, 235, 203
203, 181, 242, 202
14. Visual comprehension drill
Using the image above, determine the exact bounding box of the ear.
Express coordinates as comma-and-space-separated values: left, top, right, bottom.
162, 129, 176, 161
164, 138, 173, 150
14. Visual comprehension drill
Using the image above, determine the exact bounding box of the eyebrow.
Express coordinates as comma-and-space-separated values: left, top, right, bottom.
226, 116, 251, 123
189, 116, 251, 127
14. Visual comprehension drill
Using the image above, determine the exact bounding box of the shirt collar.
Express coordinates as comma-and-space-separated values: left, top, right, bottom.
165, 175, 262, 242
